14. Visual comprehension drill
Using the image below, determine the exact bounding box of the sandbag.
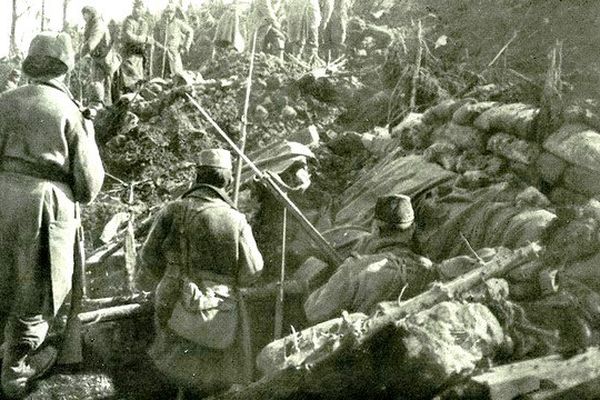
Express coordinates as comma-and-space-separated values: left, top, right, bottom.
434, 122, 486, 152
548, 186, 590, 206
543, 123, 600, 173
452, 101, 499, 125
422, 99, 471, 125
487, 132, 540, 165
536, 151, 567, 185
474, 103, 539, 139
562, 163, 600, 196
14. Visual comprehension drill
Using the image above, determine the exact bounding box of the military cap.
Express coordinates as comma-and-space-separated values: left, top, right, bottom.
22, 31, 75, 78
374, 194, 415, 230
198, 149, 232, 169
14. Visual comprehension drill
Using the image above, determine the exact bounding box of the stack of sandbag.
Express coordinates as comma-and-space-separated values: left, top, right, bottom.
406, 99, 541, 186
393, 98, 600, 205
539, 123, 600, 202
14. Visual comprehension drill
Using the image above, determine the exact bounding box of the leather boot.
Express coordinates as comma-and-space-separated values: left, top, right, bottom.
1, 344, 58, 399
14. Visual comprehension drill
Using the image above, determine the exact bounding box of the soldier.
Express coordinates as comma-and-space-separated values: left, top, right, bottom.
0, 32, 104, 398
321, 0, 349, 59
285, 0, 322, 61
154, 4, 194, 79
304, 194, 436, 323
81, 6, 120, 104
141, 149, 263, 397
119, 0, 153, 93
249, 0, 286, 59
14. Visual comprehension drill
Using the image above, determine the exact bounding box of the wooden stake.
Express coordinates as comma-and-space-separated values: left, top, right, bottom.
233, 30, 258, 206
409, 20, 423, 111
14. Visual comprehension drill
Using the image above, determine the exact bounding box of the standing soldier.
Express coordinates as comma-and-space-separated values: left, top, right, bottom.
141, 149, 263, 397
0, 31, 104, 398
321, 0, 349, 59
154, 4, 194, 79
285, 0, 321, 61
249, 0, 286, 60
81, 6, 120, 104
119, 0, 153, 94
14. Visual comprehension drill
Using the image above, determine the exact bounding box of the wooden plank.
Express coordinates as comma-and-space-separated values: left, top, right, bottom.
470, 347, 600, 399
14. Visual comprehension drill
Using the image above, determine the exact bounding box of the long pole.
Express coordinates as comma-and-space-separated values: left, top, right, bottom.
273, 208, 287, 339
233, 30, 258, 206
184, 93, 344, 267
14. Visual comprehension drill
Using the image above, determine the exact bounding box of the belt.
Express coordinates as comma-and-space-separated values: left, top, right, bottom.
0, 158, 71, 185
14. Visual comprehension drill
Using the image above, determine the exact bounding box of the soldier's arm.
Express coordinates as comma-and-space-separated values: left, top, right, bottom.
180, 21, 195, 51
122, 17, 151, 45
139, 206, 174, 279
82, 23, 105, 55
68, 112, 105, 204
237, 215, 264, 286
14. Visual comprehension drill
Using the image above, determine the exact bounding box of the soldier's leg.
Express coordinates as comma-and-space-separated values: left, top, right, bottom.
2, 264, 55, 398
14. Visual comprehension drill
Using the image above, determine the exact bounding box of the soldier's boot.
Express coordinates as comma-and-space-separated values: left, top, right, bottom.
1, 343, 58, 399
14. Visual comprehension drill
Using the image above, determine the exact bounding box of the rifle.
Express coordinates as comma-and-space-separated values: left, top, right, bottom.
58, 203, 86, 365
184, 93, 344, 267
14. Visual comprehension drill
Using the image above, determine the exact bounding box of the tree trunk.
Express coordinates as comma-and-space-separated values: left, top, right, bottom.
9, 0, 18, 57
41, 0, 46, 31
62, 0, 70, 30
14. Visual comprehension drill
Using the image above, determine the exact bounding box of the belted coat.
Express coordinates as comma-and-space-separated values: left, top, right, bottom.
0, 80, 104, 318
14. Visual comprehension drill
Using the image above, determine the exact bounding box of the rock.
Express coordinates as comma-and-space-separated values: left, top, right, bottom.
384, 302, 505, 399
281, 105, 298, 121
327, 131, 365, 155
290, 125, 320, 147
452, 101, 500, 125
474, 103, 539, 139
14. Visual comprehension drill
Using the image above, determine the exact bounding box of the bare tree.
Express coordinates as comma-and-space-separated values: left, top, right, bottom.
62, 0, 70, 30
41, 0, 46, 31
9, 0, 18, 56
9, 0, 34, 57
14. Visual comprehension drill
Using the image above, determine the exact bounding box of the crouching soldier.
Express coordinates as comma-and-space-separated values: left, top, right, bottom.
0, 32, 105, 398
140, 149, 263, 397
304, 194, 436, 323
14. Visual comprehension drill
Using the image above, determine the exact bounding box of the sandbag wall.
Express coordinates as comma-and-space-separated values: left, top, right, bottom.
393, 98, 600, 205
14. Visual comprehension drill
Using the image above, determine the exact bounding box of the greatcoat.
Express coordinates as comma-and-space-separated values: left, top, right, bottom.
0, 80, 104, 326
140, 184, 263, 393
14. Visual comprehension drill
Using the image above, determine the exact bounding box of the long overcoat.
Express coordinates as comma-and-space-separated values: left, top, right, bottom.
0, 80, 104, 319
140, 184, 263, 393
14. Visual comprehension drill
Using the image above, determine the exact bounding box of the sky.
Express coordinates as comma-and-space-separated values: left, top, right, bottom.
0, 0, 210, 58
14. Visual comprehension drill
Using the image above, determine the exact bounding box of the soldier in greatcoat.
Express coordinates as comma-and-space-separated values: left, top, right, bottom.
249, 0, 286, 59
0, 31, 104, 398
119, 0, 154, 93
140, 149, 263, 397
154, 5, 194, 79
81, 6, 121, 104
